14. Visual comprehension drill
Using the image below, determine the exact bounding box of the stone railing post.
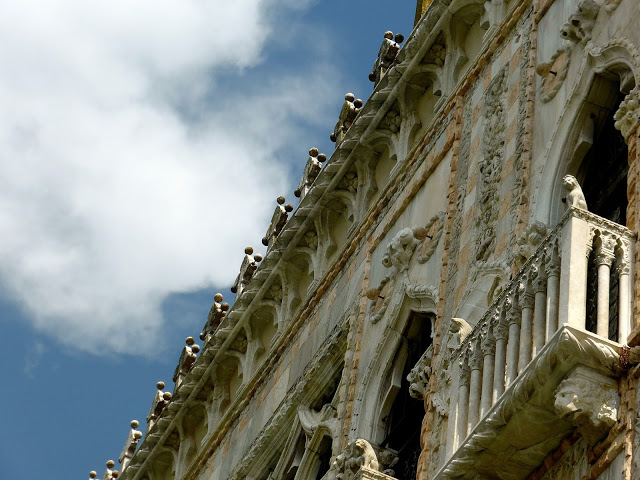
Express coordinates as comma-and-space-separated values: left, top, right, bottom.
467, 341, 483, 431
505, 296, 521, 387
558, 209, 592, 329
594, 232, 616, 339
616, 243, 632, 343
532, 262, 547, 356
492, 310, 509, 403
518, 280, 534, 373
480, 323, 496, 418
456, 353, 471, 445
545, 241, 561, 342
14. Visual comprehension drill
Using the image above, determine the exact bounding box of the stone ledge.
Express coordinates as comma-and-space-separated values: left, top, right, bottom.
436, 326, 622, 480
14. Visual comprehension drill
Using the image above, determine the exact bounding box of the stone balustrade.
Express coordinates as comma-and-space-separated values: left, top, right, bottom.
435, 207, 634, 479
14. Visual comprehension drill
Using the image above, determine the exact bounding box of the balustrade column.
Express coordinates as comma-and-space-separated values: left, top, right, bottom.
595, 235, 616, 338
456, 358, 471, 445
518, 283, 534, 373
468, 343, 483, 432
480, 325, 496, 418
617, 251, 631, 343
533, 264, 547, 356
505, 298, 521, 387
545, 244, 561, 342
492, 312, 509, 403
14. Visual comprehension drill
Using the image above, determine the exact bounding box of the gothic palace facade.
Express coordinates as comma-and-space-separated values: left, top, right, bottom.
90, 0, 640, 479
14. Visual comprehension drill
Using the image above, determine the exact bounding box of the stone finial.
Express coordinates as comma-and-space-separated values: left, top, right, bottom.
262, 197, 294, 251
89, 472, 97, 479
201, 293, 229, 343
230, 247, 263, 297
118, 419, 143, 473
562, 175, 588, 211
295, 148, 327, 201
173, 337, 201, 391
102, 460, 115, 480
369, 31, 404, 86
146, 381, 171, 432
330, 93, 363, 145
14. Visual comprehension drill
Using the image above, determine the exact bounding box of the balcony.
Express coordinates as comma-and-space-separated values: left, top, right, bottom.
434, 207, 635, 480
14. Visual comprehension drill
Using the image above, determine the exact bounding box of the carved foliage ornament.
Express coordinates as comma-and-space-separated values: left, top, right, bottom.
365, 214, 444, 323
613, 86, 640, 142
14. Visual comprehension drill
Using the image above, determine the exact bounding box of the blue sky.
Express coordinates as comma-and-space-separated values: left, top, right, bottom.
0, 1, 415, 478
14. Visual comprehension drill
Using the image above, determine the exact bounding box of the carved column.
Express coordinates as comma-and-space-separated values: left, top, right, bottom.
468, 341, 483, 431
492, 311, 508, 403
505, 297, 521, 387
480, 324, 496, 418
595, 234, 616, 339
456, 354, 471, 446
532, 262, 547, 357
545, 243, 561, 342
616, 245, 631, 343
518, 281, 534, 373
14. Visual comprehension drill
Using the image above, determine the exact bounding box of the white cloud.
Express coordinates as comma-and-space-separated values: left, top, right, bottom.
0, 1, 339, 354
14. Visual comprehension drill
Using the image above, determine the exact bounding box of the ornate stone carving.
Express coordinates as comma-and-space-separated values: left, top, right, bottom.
338, 171, 358, 193
295, 148, 326, 201
537, 48, 570, 104
562, 175, 588, 211
201, 293, 230, 343
560, 0, 600, 44
118, 420, 142, 473
262, 196, 293, 250
408, 344, 433, 399
330, 93, 363, 145
382, 227, 429, 274
230, 247, 263, 297
369, 31, 404, 86
173, 337, 200, 390
417, 212, 445, 264
146, 381, 172, 432
514, 222, 550, 269
475, 67, 507, 262
301, 229, 319, 249
613, 86, 640, 142
554, 366, 620, 441
330, 438, 379, 480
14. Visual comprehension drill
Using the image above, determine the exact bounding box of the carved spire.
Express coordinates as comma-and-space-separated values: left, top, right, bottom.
201, 293, 229, 343
173, 337, 200, 390
230, 247, 263, 297
294, 148, 326, 201
262, 197, 293, 250
330, 93, 363, 145
118, 420, 143, 473
369, 31, 404, 86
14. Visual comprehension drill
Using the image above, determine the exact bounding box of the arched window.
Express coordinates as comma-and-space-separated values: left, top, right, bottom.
379, 311, 433, 480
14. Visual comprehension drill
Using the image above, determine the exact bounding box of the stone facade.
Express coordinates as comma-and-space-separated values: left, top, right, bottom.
90, 1, 640, 480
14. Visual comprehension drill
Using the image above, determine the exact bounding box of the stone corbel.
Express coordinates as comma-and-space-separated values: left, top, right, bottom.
553, 366, 620, 443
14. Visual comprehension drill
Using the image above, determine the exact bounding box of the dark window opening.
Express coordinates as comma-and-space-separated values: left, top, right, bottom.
381, 312, 433, 480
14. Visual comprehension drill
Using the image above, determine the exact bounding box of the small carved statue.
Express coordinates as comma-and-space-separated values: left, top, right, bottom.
369, 31, 404, 86
102, 460, 117, 480
118, 420, 143, 473
201, 293, 229, 343
295, 148, 327, 201
560, 0, 600, 43
146, 381, 172, 432
173, 337, 201, 390
231, 247, 263, 297
330, 93, 363, 144
262, 197, 293, 250
330, 438, 380, 480
562, 174, 588, 210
